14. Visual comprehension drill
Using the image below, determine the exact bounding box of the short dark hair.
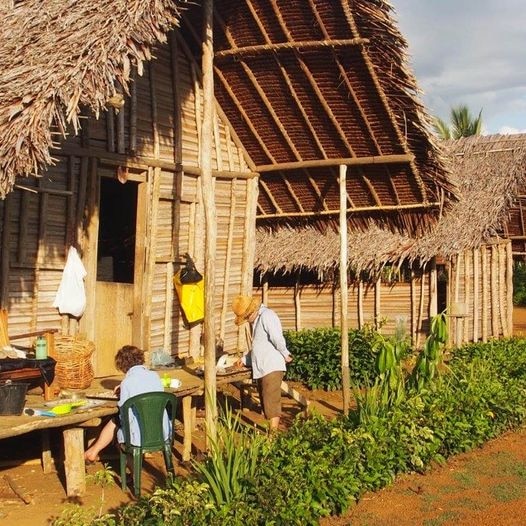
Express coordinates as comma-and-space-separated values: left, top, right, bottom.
115, 345, 145, 373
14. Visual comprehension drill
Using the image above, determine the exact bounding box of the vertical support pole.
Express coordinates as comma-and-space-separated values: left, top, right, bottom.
63, 428, 86, 497
339, 165, 350, 415
201, 0, 217, 445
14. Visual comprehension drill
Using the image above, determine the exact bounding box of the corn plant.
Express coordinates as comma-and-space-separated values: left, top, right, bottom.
409, 311, 448, 392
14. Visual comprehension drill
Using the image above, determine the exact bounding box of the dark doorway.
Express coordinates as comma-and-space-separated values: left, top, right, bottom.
97, 178, 138, 283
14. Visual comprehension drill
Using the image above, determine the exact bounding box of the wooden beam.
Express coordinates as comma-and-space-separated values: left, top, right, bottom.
257, 201, 440, 219
256, 154, 414, 172
214, 38, 368, 59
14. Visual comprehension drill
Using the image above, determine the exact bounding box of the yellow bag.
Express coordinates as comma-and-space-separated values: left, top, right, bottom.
174, 271, 205, 325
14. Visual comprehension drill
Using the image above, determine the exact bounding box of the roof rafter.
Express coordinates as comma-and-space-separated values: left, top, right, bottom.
280, 172, 305, 212
307, 0, 382, 156
269, 0, 355, 158
214, 8, 302, 161
243, 0, 328, 159
338, 0, 428, 203
259, 179, 283, 214
183, 19, 277, 164
256, 153, 414, 172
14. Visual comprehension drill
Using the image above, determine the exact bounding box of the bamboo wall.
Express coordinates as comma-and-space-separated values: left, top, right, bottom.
447, 240, 513, 346
255, 242, 514, 349
255, 273, 430, 346
0, 28, 257, 372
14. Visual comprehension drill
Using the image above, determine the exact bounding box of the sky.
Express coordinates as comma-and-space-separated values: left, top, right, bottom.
391, 0, 526, 135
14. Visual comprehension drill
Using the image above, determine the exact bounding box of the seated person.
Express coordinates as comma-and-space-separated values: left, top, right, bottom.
85, 345, 169, 462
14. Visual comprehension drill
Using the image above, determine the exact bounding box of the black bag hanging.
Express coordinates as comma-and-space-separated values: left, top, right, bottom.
179, 253, 203, 284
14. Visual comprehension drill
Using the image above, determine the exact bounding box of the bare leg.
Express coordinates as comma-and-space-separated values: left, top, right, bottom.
84, 419, 117, 462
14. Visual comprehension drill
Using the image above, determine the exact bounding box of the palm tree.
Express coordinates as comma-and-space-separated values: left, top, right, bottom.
433, 105, 483, 139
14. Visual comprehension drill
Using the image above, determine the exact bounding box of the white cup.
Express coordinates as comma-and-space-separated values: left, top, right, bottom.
170, 378, 182, 389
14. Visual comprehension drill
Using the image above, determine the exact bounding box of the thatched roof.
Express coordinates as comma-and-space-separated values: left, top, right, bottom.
0, 0, 184, 196
255, 134, 526, 275
1, 0, 451, 238
181, 0, 452, 234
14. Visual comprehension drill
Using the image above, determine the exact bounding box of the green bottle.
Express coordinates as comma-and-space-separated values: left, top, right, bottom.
35, 336, 47, 360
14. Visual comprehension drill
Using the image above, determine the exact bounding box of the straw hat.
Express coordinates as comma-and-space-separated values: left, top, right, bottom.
232, 295, 261, 325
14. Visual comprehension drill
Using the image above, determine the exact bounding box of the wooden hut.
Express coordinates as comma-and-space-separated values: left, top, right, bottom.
0, 0, 450, 375
255, 134, 526, 348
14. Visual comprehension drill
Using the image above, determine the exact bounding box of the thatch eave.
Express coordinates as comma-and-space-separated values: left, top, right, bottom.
0, 0, 185, 197
256, 134, 526, 276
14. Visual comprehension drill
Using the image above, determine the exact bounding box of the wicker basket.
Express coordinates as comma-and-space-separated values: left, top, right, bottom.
54, 336, 95, 390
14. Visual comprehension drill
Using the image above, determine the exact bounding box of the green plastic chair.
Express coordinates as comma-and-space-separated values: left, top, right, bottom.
119, 391, 178, 496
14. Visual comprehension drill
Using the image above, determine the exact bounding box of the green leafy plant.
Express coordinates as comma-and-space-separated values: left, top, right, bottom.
409, 312, 448, 391
193, 404, 267, 507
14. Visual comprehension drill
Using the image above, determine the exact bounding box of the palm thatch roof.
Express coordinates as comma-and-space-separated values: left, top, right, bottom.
0, 0, 184, 196
1, 0, 451, 238
255, 134, 526, 276
181, 0, 452, 234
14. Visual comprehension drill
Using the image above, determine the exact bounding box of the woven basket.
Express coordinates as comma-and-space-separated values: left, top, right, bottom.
54, 336, 95, 390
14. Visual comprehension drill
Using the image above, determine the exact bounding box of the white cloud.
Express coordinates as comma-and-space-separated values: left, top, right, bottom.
497, 126, 526, 135
391, 0, 526, 134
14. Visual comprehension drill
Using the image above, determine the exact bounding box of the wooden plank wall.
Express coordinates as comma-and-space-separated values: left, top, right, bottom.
254, 269, 430, 347
448, 241, 513, 346
255, 242, 513, 349
0, 28, 256, 362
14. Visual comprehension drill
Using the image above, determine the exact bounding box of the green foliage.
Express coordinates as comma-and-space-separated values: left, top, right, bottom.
69, 337, 526, 526
285, 325, 389, 390
193, 404, 267, 507
513, 261, 526, 306
51, 464, 118, 526
409, 312, 448, 391
433, 105, 483, 139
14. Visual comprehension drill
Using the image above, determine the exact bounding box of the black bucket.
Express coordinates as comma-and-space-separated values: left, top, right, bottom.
0, 381, 29, 415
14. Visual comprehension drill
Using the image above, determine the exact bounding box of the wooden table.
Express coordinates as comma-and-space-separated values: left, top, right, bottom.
0, 397, 117, 497
159, 366, 253, 461
85, 366, 253, 462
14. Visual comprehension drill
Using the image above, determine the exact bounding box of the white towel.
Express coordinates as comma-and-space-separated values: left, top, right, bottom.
52, 247, 87, 317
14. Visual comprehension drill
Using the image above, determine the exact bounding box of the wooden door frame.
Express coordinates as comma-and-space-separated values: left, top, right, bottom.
81, 163, 149, 352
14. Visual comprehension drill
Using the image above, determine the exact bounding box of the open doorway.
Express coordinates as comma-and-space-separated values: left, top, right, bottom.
97, 178, 138, 283
94, 175, 141, 376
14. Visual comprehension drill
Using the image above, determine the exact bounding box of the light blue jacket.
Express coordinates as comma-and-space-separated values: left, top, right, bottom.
117, 365, 170, 446
243, 305, 290, 380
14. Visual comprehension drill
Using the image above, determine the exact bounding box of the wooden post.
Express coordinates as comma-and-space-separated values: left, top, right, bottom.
339, 165, 350, 415
357, 280, 364, 329
294, 275, 301, 331
374, 277, 381, 331
429, 258, 438, 318
410, 267, 416, 347
63, 428, 86, 496
499, 243, 509, 337
481, 247, 488, 342
491, 245, 498, 337
506, 241, 514, 336
473, 248, 480, 342
463, 250, 471, 343
201, 0, 218, 445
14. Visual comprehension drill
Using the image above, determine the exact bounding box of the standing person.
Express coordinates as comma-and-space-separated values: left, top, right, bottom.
232, 295, 292, 431
84, 345, 168, 462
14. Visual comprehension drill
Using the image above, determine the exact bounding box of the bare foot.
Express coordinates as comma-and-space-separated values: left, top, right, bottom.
84, 449, 100, 463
